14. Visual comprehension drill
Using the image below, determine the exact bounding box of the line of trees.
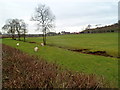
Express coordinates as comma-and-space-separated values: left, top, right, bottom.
2, 3, 55, 45
2, 19, 27, 41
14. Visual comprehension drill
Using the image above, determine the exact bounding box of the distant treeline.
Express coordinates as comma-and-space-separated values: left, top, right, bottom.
1, 33, 58, 38
1, 34, 42, 38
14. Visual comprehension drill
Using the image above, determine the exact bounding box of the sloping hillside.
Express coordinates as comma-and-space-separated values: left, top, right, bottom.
81, 23, 118, 34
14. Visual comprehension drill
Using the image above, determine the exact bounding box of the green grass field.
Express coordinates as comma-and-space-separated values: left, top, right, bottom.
2, 33, 118, 87
27, 33, 118, 57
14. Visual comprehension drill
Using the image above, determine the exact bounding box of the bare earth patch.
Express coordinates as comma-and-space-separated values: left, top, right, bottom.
70, 49, 114, 58
28, 41, 36, 43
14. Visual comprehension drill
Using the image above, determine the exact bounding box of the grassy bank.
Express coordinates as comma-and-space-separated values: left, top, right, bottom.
2, 38, 118, 87
2, 44, 107, 88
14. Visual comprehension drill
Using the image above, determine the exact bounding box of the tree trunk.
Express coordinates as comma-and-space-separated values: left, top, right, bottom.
11, 27, 14, 40
43, 32, 45, 45
42, 27, 47, 45
18, 33, 21, 41
44, 28, 47, 45
43, 33, 46, 45
44, 32, 46, 45
12, 34, 14, 39
24, 34, 25, 42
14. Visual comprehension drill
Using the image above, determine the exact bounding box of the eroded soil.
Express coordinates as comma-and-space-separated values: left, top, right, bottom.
47, 44, 119, 58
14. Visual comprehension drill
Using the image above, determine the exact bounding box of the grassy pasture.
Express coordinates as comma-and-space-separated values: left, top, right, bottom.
2, 36, 118, 87
27, 33, 118, 57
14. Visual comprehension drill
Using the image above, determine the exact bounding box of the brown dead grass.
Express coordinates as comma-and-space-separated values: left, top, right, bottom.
2, 44, 108, 88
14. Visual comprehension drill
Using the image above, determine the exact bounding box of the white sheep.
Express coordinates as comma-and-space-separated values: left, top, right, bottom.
34, 47, 39, 52
16, 43, 19, 47
41, 43, 44, 46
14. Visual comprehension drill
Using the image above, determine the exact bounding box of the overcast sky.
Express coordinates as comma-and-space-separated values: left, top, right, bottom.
0, 0, 119, 34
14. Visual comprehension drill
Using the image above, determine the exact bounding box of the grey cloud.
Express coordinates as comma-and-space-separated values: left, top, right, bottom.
0, 0, 118, 33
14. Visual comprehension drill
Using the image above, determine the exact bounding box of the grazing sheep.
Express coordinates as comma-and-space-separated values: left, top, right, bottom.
16, 43, 19, 47
34, 47, 39, 52
41, 43, 44, 46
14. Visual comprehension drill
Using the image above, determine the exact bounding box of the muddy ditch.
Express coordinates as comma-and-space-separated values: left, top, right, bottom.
69, 49, 114, 58
28, 41, 36, 43
47, 44, 118, 58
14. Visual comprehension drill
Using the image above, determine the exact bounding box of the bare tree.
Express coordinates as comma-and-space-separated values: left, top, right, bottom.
2, 19, 16, 39
31, 4, 55, 45
20, 20, 27, 42
2, 19, 27, 41
12, 19, 22, 41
